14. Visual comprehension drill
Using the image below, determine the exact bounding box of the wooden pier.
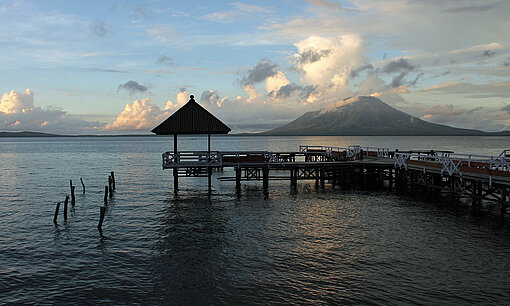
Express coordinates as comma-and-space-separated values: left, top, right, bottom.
160, 145, 510, 216
151, 95, 509, 216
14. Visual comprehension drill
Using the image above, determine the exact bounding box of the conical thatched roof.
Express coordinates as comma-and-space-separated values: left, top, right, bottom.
151, 95, 231, 135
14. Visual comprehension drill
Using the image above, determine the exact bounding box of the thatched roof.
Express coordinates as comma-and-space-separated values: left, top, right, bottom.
151, 95, 231, 135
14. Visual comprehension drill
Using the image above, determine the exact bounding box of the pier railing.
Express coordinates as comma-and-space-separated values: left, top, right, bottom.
299, 145, 362, 160
361, 146, 391, 158
163, 151, 223, 168
394, 150, 510, 177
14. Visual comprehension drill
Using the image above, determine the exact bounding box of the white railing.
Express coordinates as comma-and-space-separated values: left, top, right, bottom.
362, 146, 391, 158
393, 151, 510, 176
299, 145, 362, 160
162, 151, 223, 168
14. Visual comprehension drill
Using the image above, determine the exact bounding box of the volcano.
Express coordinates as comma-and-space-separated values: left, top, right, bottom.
262, 96, 496, 136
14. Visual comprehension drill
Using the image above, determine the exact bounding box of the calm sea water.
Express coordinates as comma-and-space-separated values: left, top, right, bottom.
1, 135, 510, 304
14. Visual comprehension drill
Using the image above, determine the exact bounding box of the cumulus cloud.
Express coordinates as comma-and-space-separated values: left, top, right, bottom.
117, 80, 148, 95
200, 89, 221, 107
0, 89, 98, 133
105, 98, 167, 131
241, 59, 279, 86
264, 71, 290, 94
0, 89, 34, 114
292, 35, 364, 91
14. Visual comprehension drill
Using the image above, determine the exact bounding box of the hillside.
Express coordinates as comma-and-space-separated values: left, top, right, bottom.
263, 96, 502, 136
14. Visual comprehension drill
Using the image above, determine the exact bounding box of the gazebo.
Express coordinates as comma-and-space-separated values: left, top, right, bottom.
151, 95, 231, 192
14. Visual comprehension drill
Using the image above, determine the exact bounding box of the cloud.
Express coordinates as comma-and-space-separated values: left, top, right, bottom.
502, 105, 510, 113
351, 63, 374, 78
90, 21, 108, 37
442, 4, 497, 13
0, 89, 98, 133
241, 59, 279, 85
200, 89, 221, 107
381, 58, 418, 88
105, 98, 167, 131
0, 89, 35, 114
292, 35, 364, 89
117, 80, 148, 95
382, 58, 415, 74
420, 81, 510, 99
156, 56, 176, 66
295, 49, 331, 65
203, 2, 271, 23
306, 0, 359, 11
421, 104, 505, 131
264, 71, 290, 94
482, 50, 496, 57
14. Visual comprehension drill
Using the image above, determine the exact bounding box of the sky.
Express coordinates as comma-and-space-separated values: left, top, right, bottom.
1, 0, 510, 134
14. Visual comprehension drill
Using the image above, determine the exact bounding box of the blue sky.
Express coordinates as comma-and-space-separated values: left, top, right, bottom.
1, 0, 509, 133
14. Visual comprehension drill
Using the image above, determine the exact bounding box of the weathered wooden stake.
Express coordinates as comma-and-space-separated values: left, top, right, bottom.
53, 202, 61, 224
235, 167, 241, 190
104, 186, 108, 204
98, 206, 106, 229
80, 177, 86, 194
108, 176, 113, 198
71, 186, 76, 205
63, 195, 69, 220
110, 171, 116, 190
262, 167, 269, 190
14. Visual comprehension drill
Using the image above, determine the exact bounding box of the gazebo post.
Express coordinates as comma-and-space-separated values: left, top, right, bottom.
174, 133, 178, 192
208, 133, 212, 193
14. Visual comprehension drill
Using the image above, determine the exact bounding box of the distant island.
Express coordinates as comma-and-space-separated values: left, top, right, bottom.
262, 96, 510, 136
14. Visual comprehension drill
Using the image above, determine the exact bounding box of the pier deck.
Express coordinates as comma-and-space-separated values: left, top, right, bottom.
160, 145, 510, 215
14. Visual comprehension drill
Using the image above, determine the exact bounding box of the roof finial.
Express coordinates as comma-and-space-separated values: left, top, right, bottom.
189, 95, 195, 102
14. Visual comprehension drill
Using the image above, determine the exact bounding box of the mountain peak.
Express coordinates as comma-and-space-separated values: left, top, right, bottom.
319, 95, 383, 114
263, 96, 489, 136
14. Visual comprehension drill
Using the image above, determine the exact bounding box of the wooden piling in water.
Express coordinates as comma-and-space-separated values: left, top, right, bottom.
104, 186, 108, 204
71, 186, 76, 205
110, 171, 116, 190
69, 180, 75, 205
108, 176, 113, 198
63, 195, 69, 220
80, 177, 86, 194
98, 206, 106, 229
235, 167, 241, 190
53, 202, 61, 224
262, 167, 269, 190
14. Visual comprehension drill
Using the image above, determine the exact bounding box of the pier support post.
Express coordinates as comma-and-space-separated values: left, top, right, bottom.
320, 168, 325, 189
173, 133, 178, 193
235, 167, 241, 190
290, 169, 297, 191
262, 167, 269, 190
501, 187, 508, 216
208, 167, 212, 193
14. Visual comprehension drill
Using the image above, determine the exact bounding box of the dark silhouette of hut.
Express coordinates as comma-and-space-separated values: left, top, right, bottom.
151, 95, 231, 192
